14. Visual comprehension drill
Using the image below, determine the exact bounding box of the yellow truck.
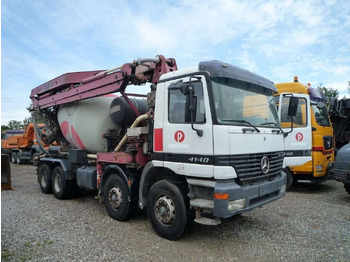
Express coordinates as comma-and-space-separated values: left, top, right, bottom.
275, 77, 334, 188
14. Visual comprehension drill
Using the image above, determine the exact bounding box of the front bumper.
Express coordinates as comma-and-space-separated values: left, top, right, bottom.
189, 172, 286, 219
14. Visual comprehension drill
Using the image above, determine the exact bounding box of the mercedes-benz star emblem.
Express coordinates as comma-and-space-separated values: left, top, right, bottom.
261, 156, 270, 174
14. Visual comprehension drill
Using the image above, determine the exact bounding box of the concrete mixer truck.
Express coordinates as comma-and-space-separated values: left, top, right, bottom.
30, 55, 311, 240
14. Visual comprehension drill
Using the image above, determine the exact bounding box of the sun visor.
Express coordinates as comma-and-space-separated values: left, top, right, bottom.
198, 60, 277, 93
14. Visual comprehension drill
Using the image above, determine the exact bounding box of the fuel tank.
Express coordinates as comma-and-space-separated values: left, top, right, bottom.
57, 96, 121, 153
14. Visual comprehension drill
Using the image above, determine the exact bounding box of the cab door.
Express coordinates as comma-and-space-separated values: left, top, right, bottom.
278, 93, 312, 167
154, 75, 214, 178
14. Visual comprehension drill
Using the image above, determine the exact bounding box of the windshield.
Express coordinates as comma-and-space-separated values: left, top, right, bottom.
4, 133, 22, 139
211, 77, 279, 127
312, 104, 330, 127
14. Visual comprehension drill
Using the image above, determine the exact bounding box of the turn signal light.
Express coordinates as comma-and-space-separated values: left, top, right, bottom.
214, 193, 229, 200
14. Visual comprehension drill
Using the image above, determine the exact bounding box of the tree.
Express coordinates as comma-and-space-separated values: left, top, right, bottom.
7, 120, 24, 130
25, 103, 46, 124
1, 125, 10, 132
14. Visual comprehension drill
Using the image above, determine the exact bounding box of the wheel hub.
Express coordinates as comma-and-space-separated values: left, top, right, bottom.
108, 186, 123, 209
154, 195, 175, 225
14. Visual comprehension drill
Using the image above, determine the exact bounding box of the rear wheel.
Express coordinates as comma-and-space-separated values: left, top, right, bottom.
52, 166, 77, 199
103, 174, 136, 221
38, 164, 53, 194
147, 180, 193, 240
16, 152, 23, 165
11, 152, 17, 164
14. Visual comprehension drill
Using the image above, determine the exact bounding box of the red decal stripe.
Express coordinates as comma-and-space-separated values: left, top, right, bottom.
312, 147, 334, 155
154, 128, 163, 152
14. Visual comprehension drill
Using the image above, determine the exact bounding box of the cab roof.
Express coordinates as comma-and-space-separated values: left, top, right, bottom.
274, 82, 308, 95
199, 60, 277, 92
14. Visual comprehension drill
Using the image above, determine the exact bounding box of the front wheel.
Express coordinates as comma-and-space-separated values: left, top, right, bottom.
103, 174, 137, 221
344, 183, 350, 195
147, 180, 193, 240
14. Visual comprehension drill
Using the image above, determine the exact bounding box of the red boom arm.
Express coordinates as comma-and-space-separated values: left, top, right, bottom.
30, 55, 177, 109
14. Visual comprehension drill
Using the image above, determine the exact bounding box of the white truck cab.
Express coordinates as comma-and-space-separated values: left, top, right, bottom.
141, 60, 311, 223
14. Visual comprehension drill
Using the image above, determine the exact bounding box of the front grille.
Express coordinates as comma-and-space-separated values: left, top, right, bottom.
216, 151, 284, 184
323, 136, 333, 150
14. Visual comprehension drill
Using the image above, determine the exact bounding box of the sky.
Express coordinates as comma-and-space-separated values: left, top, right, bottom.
1, 0, 350, 125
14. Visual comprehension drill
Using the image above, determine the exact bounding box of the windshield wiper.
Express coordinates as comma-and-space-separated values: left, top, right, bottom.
260, 122, 284, 134
229, 119, 261, 133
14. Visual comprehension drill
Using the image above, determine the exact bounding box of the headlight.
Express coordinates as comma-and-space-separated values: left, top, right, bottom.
228, 198, 246, 211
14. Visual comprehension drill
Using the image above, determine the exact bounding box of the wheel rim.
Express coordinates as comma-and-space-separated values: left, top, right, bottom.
54, 174, 61, 193
40, 170, 47, 188
108, 186, 123, 210
154, 195, 176, 226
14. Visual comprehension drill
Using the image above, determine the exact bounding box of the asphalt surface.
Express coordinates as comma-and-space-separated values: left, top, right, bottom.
1, 164, 349, 261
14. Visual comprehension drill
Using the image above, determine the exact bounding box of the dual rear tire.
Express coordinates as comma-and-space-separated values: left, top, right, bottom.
38, 164, 78, 199
11, 152, 17, 164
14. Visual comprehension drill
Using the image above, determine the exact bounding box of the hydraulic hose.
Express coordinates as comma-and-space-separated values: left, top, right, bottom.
114, 113, 151, 152
32, 111, 50, 155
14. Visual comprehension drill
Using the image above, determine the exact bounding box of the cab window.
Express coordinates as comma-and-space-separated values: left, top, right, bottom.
312, 105, 330, 127
281, 97, 307, 127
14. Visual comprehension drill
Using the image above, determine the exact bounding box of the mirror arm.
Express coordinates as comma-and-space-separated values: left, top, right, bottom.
191, 122, 203, 137
283, 114, 294, 137
188, 88, 203, 137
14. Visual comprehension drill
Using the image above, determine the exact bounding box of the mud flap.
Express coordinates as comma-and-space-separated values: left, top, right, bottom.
1, 154, 13, 190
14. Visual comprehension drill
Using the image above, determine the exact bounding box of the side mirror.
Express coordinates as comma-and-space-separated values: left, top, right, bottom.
187, 79, 202, 137
288, 97, 299, 117
185, 96, 197, 122
316, 101, 325, 109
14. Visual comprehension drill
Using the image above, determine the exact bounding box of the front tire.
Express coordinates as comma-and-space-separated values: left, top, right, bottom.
147, 180, 193, 240
103, 174, 136, 221
38, 164, 53, 194
344, 183, 350, 195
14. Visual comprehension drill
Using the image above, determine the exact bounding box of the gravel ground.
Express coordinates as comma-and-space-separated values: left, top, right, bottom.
1, 164, 349, 262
